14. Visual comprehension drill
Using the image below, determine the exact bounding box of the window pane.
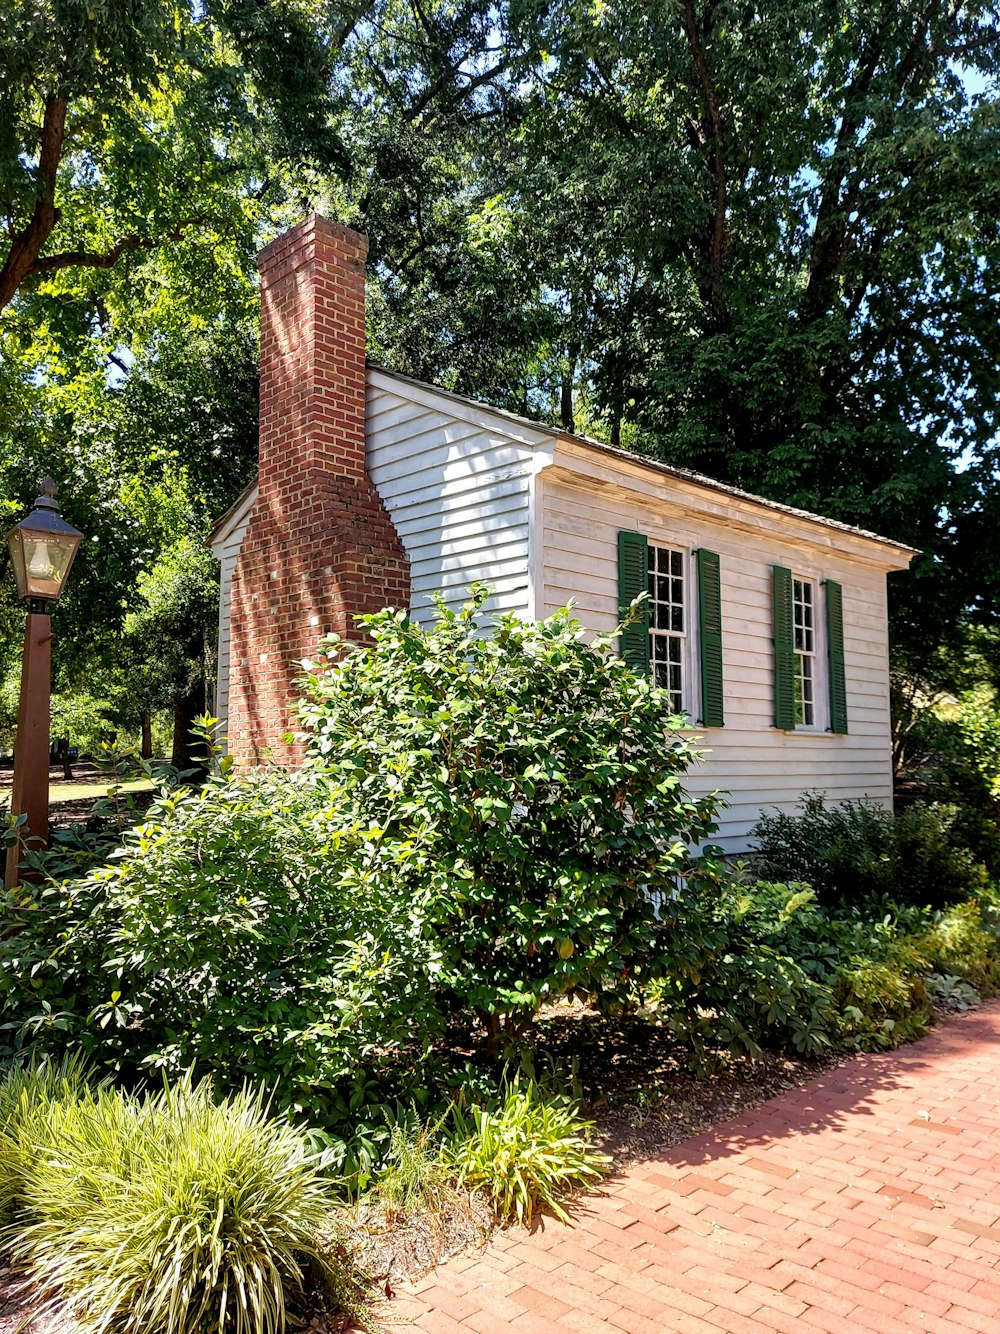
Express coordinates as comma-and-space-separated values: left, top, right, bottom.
646, 544, 687, 713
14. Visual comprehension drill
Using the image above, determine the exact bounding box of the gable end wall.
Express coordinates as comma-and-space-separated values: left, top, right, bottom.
365, 377, 542, 626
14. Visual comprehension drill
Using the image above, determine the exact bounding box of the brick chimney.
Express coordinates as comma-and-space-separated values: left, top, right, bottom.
227, 215, 410, 766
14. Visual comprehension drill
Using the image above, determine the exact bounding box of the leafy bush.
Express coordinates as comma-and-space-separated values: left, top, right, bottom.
647, 878, 934, 1068
297, 590, 721, 1055
447, 1081, 608, 1225
0, 773, 442, 1153
908, 896, 1000, 995
0, 1069, 364, 1334
925, 973, 981, 1011
751, 795, 987, 908
896, 689, 1000, 872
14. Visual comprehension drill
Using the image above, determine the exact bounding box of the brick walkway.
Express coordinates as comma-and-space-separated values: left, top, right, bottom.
389, 1001, 1000, 1332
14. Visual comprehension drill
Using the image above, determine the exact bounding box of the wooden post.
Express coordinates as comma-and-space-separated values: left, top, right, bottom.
4, 612, 52, 889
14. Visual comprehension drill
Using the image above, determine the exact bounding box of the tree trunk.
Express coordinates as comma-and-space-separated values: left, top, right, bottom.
140, 712, 153, 760
0, 97, 67, 312
55, 737, 73, 781
171, 684, 204, 773
484, 1011, 502, 1063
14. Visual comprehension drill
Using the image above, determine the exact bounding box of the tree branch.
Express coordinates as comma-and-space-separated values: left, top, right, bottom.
801, 0, 955, 322
402, 58, 509, 127
28, 223, 202, 275
682, 0, 728, 324
0, 95, 68, 311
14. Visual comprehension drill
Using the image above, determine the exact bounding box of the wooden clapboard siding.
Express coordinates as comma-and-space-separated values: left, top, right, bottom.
209, 484, 257, 730
539, 461, 899, 853
366, 371, 544, 627
212, 367, 911, 855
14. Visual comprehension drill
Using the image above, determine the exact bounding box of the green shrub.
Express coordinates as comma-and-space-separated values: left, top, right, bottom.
3, 1073, 363, 1334
447, 1081, 608, 1225
297, 590, 721, 1056
896, 693, 1000, 872
751, 795, 986, 908
0, 773, 442, 1153
909, 897, 1000, 994
647, 878, 934, 1067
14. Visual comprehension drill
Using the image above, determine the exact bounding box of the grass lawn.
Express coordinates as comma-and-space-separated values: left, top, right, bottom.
0, 762, 156, 820
47, 776, 154, 804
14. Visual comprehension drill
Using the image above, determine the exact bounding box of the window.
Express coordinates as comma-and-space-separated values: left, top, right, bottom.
792, 576, 816, 726
773, 566, 847, 735
648, 544, 686, 713
618, 530, 724, 727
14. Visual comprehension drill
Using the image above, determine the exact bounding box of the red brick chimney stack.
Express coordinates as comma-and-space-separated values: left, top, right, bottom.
227, 215, 410, 766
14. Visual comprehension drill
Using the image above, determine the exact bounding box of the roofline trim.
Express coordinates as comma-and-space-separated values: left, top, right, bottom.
368, 365, 919, 560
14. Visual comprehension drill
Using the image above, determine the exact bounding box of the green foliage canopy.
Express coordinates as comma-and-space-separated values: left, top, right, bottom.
297, 591, 721, 1052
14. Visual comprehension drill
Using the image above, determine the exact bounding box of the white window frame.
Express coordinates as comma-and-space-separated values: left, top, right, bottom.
647, 543, 694, 718
791, 573, 827, 731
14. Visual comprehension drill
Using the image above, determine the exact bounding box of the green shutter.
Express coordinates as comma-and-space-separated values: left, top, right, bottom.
826, 580, 848, 734
697, 549, 724, 727
617, 530, 649, 675
773, 565, 796, 729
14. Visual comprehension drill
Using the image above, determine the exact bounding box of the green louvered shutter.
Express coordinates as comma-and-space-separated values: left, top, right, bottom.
773, 565, 796, 730
826, 580, 848, 734
697, 549, 724, 727
617, 530, 649, 675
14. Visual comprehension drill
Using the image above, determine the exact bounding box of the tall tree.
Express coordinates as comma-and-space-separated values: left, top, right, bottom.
350, 0, 1000, 659
0, 0, 347, 312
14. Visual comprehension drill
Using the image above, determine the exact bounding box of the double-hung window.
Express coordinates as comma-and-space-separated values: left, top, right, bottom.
792, 577, 816, 727
648, 544, 686, 714
773, 565, 848, 734
617, 530, 725, 727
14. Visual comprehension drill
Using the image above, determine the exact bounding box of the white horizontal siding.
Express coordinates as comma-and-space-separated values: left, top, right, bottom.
209, 500, 254, 730
366, 377, 544, 626
539, 466, 899, 854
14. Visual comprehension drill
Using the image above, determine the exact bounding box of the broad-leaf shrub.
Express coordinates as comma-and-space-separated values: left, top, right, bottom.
647, 879, 935, 1068
907, 895, 1000, 995
0, 1068, 362, 1334
752, 795, 987, 908
0, 774, 442, 1143
897, 691, 1000, 872
297, 591, 721, 1054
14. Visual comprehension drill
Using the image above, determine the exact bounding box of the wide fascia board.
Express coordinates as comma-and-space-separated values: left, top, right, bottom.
550, 440, 916, 573
208, 482, 258, 552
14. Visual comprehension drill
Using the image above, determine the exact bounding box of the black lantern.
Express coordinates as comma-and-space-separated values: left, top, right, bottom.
6, 479, 83, 608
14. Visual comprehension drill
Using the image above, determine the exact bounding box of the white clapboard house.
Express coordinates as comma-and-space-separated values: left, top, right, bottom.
210, 215, 915, 853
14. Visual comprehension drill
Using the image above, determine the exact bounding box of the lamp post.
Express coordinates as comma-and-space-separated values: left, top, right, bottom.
4, 480, 82, 889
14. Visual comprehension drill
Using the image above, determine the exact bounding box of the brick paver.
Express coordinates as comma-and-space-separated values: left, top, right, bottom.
388, 1001, 1000, 1331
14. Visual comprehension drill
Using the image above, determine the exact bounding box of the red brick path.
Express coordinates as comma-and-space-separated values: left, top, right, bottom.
391, 1002, 1000, 1332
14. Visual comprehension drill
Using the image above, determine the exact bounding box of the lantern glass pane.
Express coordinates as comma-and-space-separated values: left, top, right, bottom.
21, 533, 77, 599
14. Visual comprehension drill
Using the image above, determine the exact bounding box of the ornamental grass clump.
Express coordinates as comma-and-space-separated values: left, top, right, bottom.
0, 1054, 90, 1225
447, 1081, 609, 1225
6, 1074, 362, 1334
